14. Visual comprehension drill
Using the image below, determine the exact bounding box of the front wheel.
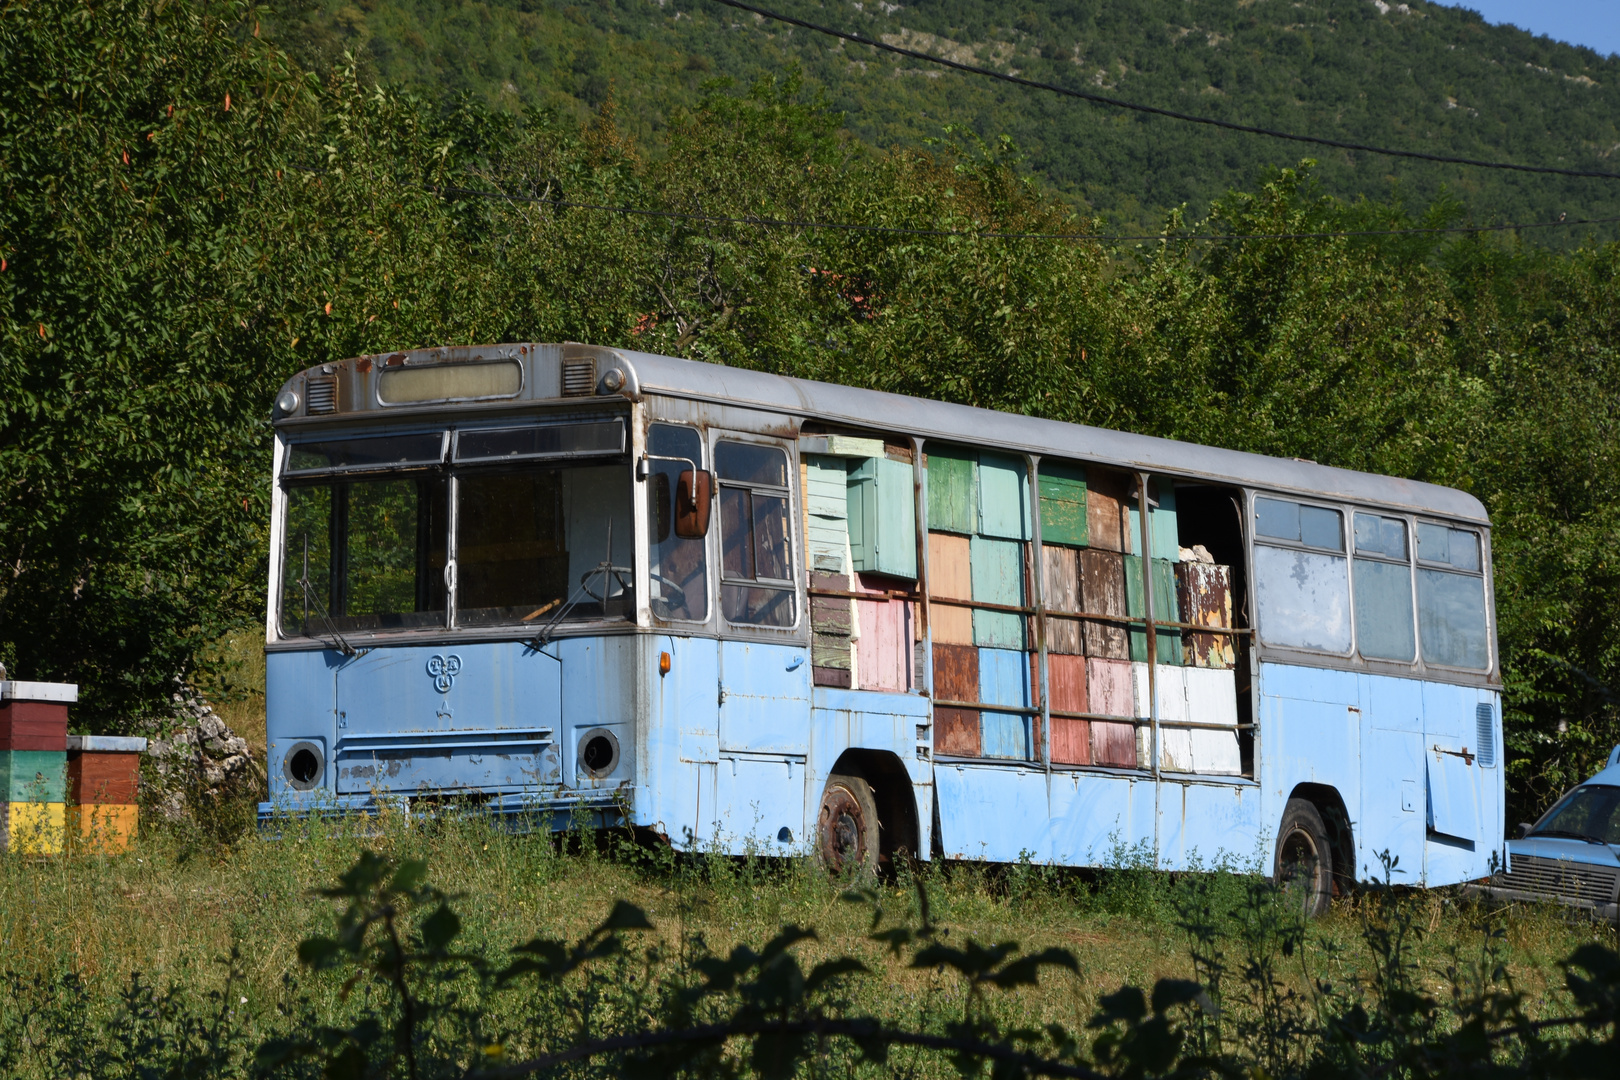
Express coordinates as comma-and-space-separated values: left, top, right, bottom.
816, 771, 880, 877
1275, 797, 1333, 918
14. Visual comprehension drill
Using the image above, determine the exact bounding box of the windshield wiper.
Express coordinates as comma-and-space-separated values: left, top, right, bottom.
529, 520, 630, 650
299, 533, 364, 658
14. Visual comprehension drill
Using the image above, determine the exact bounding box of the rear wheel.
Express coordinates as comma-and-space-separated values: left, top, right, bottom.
1275, 798, 1333, 918
817, 771, 880, 877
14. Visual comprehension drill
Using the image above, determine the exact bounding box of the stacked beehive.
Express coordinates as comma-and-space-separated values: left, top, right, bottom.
1171, 559, 1242, 774
802, 434, 918, 693
0, 681, 74, 854
67, 735, 146, 852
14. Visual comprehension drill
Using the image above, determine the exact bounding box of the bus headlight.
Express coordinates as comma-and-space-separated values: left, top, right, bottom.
578, 728, 621, 780
283, 740, 325, 790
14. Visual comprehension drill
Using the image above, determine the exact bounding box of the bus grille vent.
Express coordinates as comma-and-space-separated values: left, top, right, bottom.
561, 359, 596, 396
306, 375, 337, 414
1475, 703, 1495, 767
1495, 854, 1618, 905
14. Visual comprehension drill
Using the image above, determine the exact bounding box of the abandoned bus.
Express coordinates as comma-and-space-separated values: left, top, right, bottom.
262, 343, 1504, 908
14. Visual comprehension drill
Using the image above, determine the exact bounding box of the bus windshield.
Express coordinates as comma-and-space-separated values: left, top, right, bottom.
281, 432, 632, 635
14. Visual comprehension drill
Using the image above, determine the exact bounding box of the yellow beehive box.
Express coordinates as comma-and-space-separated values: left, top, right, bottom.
3, 801, 65, 855
67, 803, 139, 854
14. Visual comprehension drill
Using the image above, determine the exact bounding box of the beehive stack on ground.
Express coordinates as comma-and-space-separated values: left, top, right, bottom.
0, 681, 74, 854
68, 735, 147, 852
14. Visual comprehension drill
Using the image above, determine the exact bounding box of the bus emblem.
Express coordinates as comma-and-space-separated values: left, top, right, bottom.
427, 654, 463, 693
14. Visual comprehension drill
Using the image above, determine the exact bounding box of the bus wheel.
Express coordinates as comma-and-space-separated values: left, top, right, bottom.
1275, 798, 1333, 918
817, 771, 879, 877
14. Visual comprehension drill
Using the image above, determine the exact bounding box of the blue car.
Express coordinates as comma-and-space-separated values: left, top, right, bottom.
1475, 746, 1620, 920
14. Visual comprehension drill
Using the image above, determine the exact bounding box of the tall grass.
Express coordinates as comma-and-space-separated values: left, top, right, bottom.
1, 807, 1615, 1076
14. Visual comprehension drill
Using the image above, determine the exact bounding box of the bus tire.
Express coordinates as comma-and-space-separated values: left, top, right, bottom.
1275, 798, 1333, 918
817, 770, 880, 877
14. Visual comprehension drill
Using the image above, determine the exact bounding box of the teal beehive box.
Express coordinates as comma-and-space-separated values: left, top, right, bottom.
0, 750, 67, 803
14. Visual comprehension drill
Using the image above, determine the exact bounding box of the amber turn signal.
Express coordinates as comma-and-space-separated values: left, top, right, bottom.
659, 652, 671, 676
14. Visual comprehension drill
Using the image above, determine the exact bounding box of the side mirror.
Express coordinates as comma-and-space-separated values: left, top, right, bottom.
675, 469, 714, 539
1516, 822, 1533, 839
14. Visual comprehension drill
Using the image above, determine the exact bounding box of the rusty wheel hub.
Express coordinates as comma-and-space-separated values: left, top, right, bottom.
818, 785, 868, 872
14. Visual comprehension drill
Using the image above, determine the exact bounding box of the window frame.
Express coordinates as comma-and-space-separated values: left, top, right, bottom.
1349, 511, 1418, 666
1412, 518, 1492, 673
712, 432, 801, 632
1244, 491, 1496, 679
275, 411, 638, 643
644, 421, 713, 626
1250, 493, 1355, 658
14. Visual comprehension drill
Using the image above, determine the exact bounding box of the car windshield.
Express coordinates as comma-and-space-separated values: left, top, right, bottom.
1531, 784, 1620, 845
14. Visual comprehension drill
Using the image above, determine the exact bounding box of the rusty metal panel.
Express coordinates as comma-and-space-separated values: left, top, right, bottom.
1086, 469, 1130, 551
1042, 545, 1082, 654
934, 706, 982, 756
1125, 556, 1182, 665
932, 643, 980, 703
1038, 462, 1088, 547
1077, 548, 1129, 659
971, 537, 1026, 648
1176, 562, 1236, 668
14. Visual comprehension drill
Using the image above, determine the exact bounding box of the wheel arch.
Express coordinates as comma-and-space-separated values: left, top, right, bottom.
1285, 782, 1355, 895
828, 749, 919, 865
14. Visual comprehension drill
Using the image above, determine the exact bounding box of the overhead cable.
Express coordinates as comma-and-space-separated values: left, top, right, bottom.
441, 186, 1620, 242
704, 0, 1620, 182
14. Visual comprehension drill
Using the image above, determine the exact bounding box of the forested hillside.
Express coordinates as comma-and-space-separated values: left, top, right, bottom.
268, 0, 1620, 238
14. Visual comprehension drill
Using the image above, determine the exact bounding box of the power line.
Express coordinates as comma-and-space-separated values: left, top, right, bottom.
442, 186, 1620, 242
705, 0, 1620, 183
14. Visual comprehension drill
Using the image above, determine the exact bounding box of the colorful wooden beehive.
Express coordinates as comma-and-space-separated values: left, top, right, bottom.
67, 735, 146, 853
0, 681, 74, 854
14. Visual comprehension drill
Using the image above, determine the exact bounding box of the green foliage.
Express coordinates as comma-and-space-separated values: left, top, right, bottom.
263, 0, 1620, 241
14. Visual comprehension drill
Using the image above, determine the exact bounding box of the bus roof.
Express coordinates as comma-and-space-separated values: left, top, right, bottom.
277, 343, 1489, 525
622, 349, 1488, 525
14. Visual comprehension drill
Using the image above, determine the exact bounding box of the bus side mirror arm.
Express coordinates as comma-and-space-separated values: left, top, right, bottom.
676, 470, 714, 538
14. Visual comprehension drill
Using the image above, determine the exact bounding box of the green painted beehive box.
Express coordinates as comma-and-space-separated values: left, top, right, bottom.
0, 750, 68, 804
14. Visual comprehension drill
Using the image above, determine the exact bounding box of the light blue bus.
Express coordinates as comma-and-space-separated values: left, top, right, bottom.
262, 342, 1504, 912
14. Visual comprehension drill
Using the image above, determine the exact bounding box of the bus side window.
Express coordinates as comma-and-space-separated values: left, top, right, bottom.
1415, 524, 1489, 669
1352, 513, 1416, 662
716, 440, 796, 627
1253, 497, 1351, 653
647, 424, 710, 622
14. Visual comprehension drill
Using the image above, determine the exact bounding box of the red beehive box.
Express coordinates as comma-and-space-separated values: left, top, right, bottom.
67, 735, 146, 805
0, 682, 72, 752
